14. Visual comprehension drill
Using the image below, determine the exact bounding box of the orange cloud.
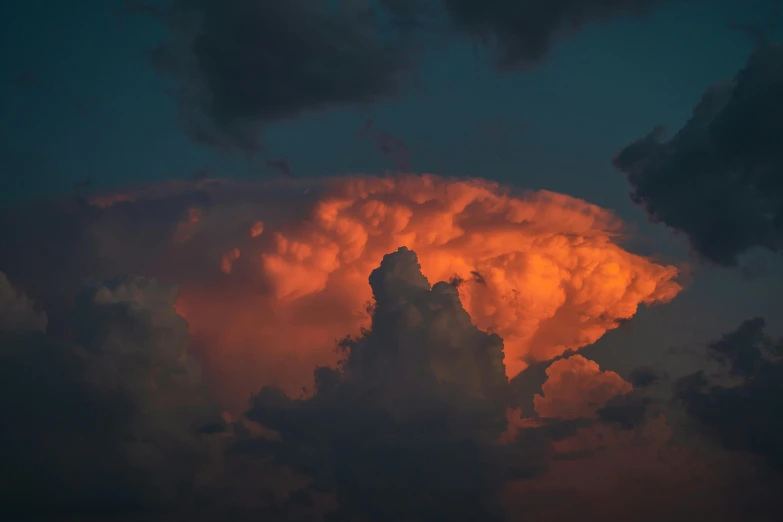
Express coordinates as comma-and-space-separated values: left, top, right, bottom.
89, 174, 681, 410
534, 355, 633, 419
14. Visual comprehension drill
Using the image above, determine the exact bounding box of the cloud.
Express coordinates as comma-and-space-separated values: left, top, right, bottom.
614, 45, 783, 266
245, 247, 587, 521
0, 273, 225, 518
0, 174, 681, 410
0, 205, 778, 520
596, 391, 652, 430
134, 1, 667, 152
386, 0, 665, 68
627, 365, 663, 388
675, 317, 783, 472
533, 354, 632, 420
0, 271, 47, 332
135, 0, 413, 152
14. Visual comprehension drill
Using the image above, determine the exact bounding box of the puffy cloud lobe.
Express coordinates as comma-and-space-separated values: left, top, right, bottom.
0, 174, 681, 410
596, 391, 652, 430
134, 1, 667, 152
627, 365, 663, 388
534, 354, 633, 419
386, 0, 665, 68
0, 274, 224, 518
241, 175, 682, 387
614, 45, 783, 266
675, 317, 783, 472
0, 271, 47, 332
138, 0, 412, 151
247, 247, 556, 522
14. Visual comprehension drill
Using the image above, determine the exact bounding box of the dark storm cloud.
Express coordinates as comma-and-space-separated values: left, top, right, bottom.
614, 45, 783, 266
136, 0, 413, 152
383, 0, 665, 68
0, 272, 225, 519
246, 247, 585, 522
627, 365, 664, 388
596, 391, 652, 430
675, 317, 783, 472
134, 0, 668, 152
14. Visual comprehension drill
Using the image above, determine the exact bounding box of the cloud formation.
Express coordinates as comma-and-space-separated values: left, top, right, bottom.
675, 316, 783, 472
137, 0, 667, 152
0, 174, 681, 410
386, 0, 664, 67
615, 44, 783, 266
247, 247, 520, 521
136, 0, 413, 152
0, 227, 777, 521
0, 272, 224, 518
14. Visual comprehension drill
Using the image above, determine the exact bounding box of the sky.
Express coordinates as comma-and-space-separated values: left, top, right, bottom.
1, 1, 782, 521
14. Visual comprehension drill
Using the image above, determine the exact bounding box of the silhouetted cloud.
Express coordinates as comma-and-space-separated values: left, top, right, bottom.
134, 1, 668, 153
675, 317, 783, 472
137, 0, 413, 152
0, 273, 225, 518
615, 45, 783, 266
384, 0, 665, 68
246, 247, 535, 521
597, 391, 652, 430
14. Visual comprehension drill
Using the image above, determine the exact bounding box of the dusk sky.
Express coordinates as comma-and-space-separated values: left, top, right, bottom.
1, 1, 782, 521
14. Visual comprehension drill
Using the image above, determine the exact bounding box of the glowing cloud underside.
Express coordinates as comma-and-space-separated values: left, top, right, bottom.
92, 174, 681, 408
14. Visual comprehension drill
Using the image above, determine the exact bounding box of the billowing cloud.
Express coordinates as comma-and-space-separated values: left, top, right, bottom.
675, 317, 783, 473
0, 271, 47, 332
0, 174, 681, 410
133, 0, 414, 152
134, 0, 668, 152
0, 200, 778, 520
534, 354, 633, 420
385, 0, 665, 68
0, 274, 225, 518
246, 247, 590, 522
614, 44, 783, 266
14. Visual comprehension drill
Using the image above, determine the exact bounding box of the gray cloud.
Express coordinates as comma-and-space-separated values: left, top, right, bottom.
0, 273, 225, 519
614, 45, 783, 266
0, 271, 47, 332
136, 0, 413, 152
135, 0, 668, 152
675, 317, 783, 473
627, 365, 664, 388
389, 0, 665, 68
596, 391, 652, 430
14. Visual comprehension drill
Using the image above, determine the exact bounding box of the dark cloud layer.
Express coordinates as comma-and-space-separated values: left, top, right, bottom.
388, 0, 664, 68
615, 45, 783, 266
138, 0, 668, 152
675, 317, 783, 472
0, 273, 224, 518
137, 0, 413, 152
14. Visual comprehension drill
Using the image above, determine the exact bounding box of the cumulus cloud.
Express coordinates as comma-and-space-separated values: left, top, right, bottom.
246, 247, 587, 522
385, 0, 665, 68
675, 317, 783, 472
614, 45, 783, 266
0, 271, 47, 332
533, 354, 633, 420
134, 0, 414, 152
0, 196, 778, 520
0, 274, 225, 518
0, 174, 681, 410
135, 0, 667, 152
